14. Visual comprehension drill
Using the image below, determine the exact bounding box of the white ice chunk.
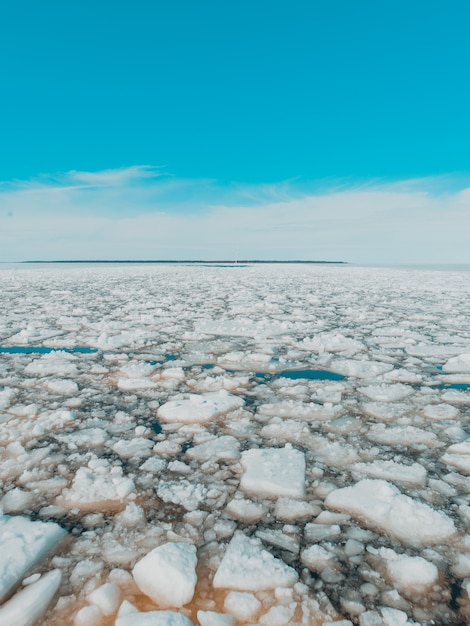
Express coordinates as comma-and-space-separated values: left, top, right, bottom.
157, 391, 244, 424
112, 438, 154, 459
225, 498, 268, 523
301, 545, 334, 571
240, 445, 305, 499
359, 384, 413, 402
132, 542, 197, 608
88, 582, 121, 615
379, 547, 439, 592
116, 611, 194, 626
329, 359, 394, 378
60, 458, 134, 509
367, 424, 437, 447
0, 570, 61, 626
325, 479, 455, 545
223, 591, 261, 622
259, 605, 295, 626
44, 378, 79, 395
442, 440, 470, 473
157, 480, 207, 511
351, 461, 427, 486
185, 436, 240, 462
0, 514, 66, 603
197, 610, 235, 626
301, 333, 364, 353
118, 378, 158, 391
0, 388, 15, 410
443, 354, 470, 373
120, 361, 158, 378
24, 353, 78, 377
213, 532, 298, 591
423, 404, 459, 420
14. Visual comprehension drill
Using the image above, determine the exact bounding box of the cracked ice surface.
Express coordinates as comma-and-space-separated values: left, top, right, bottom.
0, 263, 470, 625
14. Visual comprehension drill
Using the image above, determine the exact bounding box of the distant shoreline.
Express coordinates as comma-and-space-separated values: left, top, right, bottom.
19, 259, 348, 265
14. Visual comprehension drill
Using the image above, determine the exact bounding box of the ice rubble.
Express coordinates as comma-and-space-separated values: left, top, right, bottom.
0, 263, 470, 625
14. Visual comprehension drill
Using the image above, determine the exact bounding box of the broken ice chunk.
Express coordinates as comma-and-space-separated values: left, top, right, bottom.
197, 610, 235, 626
213, 532, 298, 591
0, 569, 62, 626
240, 445, 305, 499
329, 359, 394, 378
443, 354, 470, 373
223, 591, 261, 622
0, 514, 66, 603
157, 391, 244, 424
325, 479, 455, 545
378, 547, 439, 593
132, 542, 197, 608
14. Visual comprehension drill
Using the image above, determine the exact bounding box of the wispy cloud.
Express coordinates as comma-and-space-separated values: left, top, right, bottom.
1, 167, 469, 263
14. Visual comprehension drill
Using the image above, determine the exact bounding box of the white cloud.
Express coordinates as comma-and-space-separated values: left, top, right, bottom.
1, 167, 469, 264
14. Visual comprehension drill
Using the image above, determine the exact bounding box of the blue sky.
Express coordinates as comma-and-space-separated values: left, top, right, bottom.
1, 1, 469, 262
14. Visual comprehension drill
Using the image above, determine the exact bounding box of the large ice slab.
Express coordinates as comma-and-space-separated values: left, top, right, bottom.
329, 359, 394, 378
0, 569, 62, 626
213, 532, 298, 591
443, 354, 470, 373
0, 514, 66, 604
132, 542, 197, 608
157, 391, 244, 424
325, 479, 456, 545
240, 444, 305, 499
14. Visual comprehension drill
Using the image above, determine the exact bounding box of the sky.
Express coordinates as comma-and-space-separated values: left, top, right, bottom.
1, 0, 469, 263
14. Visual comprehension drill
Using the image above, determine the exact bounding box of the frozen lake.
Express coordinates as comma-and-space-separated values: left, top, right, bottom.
0, 263, 469, 625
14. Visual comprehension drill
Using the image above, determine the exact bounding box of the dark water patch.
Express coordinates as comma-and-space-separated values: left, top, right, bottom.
276, 369, 346, 381
150, 422, 163, 435
440, 383, 470, 390
201, 363, 215, 370
0, 346, 98, 354
164, 354, 177, 361
225, 368, 346, 381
